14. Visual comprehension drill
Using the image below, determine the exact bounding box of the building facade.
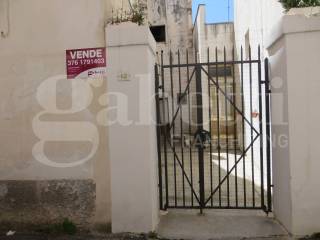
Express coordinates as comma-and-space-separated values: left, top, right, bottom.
0, 0, 195, 229
0, 0, 292, 233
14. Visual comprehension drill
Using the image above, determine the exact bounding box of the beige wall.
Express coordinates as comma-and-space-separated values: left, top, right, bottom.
0, 0, 206, 229
0, 0, 114, 225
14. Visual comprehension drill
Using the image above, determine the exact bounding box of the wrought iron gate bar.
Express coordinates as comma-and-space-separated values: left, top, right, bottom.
265, 58, 272, 213
177, 50, 186, 206
159, 51, 169, 209
155, 46, 272, 213
165, 131, 201, 205
204, 134, 260, 206
249, 46, 256, 207
166, 206, 263, 210
223, 47, 230, 207
201, 66, 260, 136
215, 47, 222, 207
168, 68, 196, 131
162, 60, 261, 68
258, 46, 266, 210
232, 47, 239, 207
240, 46, 247, 207
186, 49, 195, 207
168, 51, 178, 207
155, 64, 163, 209
207, 48, 214, 207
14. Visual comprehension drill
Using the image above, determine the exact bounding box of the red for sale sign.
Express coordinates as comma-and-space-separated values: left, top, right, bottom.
66, 47, 106, 79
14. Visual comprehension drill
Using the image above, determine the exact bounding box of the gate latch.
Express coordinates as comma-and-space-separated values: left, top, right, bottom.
194, 129, 211, 149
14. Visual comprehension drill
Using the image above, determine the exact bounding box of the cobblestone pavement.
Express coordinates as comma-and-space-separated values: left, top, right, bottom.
0, 234, 295, 240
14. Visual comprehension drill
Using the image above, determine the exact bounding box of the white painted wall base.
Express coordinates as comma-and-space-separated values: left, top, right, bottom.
267, 14, 320, 236
106, 22, 159, 233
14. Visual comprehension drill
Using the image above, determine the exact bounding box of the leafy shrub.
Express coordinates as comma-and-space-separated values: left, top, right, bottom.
35, 218, 77, 235
61, 218, 77, 235
110, 1, 146, 26
279, 0, 320, 11
131, 2, 146, 25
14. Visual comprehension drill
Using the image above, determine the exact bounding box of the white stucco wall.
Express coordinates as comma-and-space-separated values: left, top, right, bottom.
106, 22, 158, 233
233, 0, 285, 193
234, 0, 284, 58
267, 14, 320, 236
235, 1, 320, 236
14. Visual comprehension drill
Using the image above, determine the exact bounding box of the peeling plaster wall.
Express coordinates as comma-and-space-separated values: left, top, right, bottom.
0, 0, 115, 227
148, 0, 193, 50
148, 0, 197, 135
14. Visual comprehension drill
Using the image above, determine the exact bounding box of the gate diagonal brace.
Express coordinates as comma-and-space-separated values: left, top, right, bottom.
201, 66, 260, 136
168, 68, 196, 131
204, 133, 260, 206
165, 136, 201, 205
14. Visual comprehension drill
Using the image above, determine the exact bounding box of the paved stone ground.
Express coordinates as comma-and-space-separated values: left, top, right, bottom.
0, 234, 295, 240
157, 209, 290, 240
160, 147, 265, 208
0, 233, 147, 240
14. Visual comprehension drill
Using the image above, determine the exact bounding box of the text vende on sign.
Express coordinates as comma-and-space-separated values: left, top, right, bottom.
66, 47, 106, 79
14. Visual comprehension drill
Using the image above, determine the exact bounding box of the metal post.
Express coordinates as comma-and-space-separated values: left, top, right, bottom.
155, 64, 163, 210
160, 51, 169, 209
258, 47, 265, 211
196, 64, 205, 213
265, 58, 272, 213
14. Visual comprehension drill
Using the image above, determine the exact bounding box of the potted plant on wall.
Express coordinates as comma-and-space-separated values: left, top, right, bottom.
279, 0, 320, 16
110, 0, 146, 26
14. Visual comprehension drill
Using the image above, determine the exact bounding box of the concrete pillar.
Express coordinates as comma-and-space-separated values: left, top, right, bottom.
266, 14, 320, 236
105, 22, 159, 233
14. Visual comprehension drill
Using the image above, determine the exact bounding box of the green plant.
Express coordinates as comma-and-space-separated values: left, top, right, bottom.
148, 231, 158, 239
279, 0, 320, 11
131, 2, 146, 25
61, 218, 77, 235
35, 218, 77, 235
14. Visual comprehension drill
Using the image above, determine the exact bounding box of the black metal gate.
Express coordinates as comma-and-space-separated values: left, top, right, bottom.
155, 46, 272, 213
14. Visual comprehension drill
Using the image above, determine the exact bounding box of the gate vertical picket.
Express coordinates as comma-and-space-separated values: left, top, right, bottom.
156, 47, 272, 213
